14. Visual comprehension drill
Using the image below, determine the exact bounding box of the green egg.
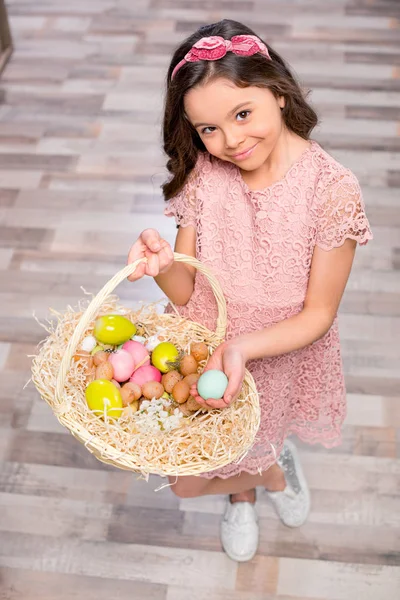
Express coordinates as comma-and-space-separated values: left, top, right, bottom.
91, 345, 103, 356
197, 370, 229, 400
93, 314, 136, 345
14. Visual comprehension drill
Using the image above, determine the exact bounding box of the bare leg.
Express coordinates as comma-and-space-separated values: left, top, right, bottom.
230, 488, 256, 503
230, 464, 285, 504
169, 462, 286, 499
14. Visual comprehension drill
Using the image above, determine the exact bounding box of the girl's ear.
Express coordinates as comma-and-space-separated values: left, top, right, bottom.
278, 96, 285, 109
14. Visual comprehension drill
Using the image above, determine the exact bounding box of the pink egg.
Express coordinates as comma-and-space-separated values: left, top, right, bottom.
129, 364, 162, 387
122, 340, 149, 367
109, 349, 135, 382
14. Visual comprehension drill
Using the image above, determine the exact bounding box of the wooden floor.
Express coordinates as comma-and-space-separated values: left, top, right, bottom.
1, 0, 400, 598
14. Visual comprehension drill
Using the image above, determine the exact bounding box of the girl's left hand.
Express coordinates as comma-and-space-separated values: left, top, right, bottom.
190, 341, 246, 409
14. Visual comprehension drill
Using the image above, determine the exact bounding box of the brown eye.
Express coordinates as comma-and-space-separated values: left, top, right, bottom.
236, 110, 251, 121
201, 126, 216, 135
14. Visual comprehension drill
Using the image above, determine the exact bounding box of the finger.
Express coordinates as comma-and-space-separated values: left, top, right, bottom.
141, 229, 162, 253
127, 262, 146, 282
127, 240, 146, 281
204, 397, 229, 409
161, 240, 175, 266
201, 348, 223, 373
192, 395, 208, 408
158, 242, 174, 274
145, 251, 160, 277
127, 239, 144, 264
223, 370, 244, 405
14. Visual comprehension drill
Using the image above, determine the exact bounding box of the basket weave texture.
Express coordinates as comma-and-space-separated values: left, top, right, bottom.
31, 253, 260, 476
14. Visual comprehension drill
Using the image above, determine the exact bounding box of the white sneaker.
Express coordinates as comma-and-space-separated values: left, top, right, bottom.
220, 500, 259, 562
267, 439, 310, 528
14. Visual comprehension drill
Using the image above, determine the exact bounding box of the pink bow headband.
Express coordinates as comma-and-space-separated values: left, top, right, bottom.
171, 35, 271, 80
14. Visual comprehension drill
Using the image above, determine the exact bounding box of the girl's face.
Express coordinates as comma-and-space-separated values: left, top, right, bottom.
184, 78, 285, 171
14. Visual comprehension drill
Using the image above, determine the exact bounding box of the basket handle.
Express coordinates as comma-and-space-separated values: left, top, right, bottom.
55, 252, 227, 412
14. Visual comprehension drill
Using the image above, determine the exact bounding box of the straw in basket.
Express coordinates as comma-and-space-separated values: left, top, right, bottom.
31, 253, 260, 477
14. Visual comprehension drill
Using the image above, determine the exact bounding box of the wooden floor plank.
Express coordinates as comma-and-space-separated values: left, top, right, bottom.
0, 0, 399, 597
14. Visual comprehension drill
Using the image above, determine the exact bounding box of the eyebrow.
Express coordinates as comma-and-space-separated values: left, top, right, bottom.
192, 101, 252, 129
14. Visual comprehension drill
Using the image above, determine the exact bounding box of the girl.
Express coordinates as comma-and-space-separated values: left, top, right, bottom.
127, 19, 373, 562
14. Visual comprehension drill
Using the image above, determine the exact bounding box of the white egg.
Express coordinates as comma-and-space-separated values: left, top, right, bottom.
81, 335, 97, 352
131, 335, 146, 344
145, 335, 161, 351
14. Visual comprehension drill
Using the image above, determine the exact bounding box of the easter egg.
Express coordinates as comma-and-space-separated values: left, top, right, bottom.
93, 315, 136, 345
108, 349, 135, 382
151, 342, 179, 373
145, 334, 162, 351
91, 345, 103, 356
131, 335, 146, 344
197, 370, 229, 400
85, 379, 123, 419
129, 364, 162, 387
122, 340, 150, 367
81, 335, 97, 353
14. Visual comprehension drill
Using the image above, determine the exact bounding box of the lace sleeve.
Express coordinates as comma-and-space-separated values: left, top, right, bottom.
316, 170, 373, 250
164, 166, 198, 228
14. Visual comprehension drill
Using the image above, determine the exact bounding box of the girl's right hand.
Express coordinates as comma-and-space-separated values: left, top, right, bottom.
127, 229, 174, 282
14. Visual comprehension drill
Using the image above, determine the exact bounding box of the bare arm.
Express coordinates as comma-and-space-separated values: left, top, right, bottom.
191, 239, 357, 408
154, 225, 197, 306
235, 239, 357, 361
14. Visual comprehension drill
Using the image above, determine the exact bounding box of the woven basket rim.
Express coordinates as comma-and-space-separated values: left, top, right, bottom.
31, 255, 261, 476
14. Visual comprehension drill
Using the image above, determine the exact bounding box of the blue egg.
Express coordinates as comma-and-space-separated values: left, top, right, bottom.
197, 369, 229, 400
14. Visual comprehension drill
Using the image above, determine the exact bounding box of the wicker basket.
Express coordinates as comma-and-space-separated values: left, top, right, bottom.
31, 253, 260, 477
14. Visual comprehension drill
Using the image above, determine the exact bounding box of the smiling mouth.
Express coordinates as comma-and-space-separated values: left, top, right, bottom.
230, 143, 258, 160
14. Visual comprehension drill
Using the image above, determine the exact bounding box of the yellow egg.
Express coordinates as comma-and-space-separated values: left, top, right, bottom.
151, 342, 179, 373
93, 315, 136, 345
85, 379, 123, 419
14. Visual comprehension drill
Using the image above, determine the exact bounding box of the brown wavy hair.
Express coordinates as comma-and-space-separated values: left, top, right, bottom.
162, 19, 318, 200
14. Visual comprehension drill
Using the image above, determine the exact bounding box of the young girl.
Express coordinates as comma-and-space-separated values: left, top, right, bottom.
127, 19, 373, 562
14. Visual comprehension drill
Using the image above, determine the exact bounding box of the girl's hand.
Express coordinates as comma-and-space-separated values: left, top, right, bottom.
127, 229, 174, 282
190, 341, 246, 409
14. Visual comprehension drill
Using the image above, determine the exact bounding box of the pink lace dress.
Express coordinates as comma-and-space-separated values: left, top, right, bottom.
164, 141, 373, 479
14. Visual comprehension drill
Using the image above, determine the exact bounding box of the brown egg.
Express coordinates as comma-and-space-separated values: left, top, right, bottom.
120, 382, 141, 406
123, 382, 142, 399
186, 396, 204, 412
172, 379, 190, 404
111, 379, 121, 388
85, 365, 96, 383
121, 400, 139, 418
183, 373, 200, 388
179, 354, 198, 377
93, 351, 109, 367
178, 402, 194, 416
190, 342, 208, 362
162, 370, 183, 393
142, 381, 164, 400
95, 362, 114, 381
73, 350, 93, 368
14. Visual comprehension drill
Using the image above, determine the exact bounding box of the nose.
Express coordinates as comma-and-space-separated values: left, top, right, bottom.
224, 128, 245, 150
